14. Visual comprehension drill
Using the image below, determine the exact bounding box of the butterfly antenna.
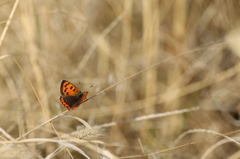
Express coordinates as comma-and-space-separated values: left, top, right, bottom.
78, 81, 93, 91
86, 85, 93, 91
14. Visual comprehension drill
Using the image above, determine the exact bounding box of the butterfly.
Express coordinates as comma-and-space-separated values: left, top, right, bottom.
59, 80, 88, 110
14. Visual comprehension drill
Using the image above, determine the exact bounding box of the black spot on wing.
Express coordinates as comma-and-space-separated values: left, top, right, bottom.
64, 83, 70, 87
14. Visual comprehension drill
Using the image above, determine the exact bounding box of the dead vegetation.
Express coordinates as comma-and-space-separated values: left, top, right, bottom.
0, 0, 240, 158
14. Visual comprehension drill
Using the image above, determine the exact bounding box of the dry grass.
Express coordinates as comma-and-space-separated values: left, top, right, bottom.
0, 0, 240, 158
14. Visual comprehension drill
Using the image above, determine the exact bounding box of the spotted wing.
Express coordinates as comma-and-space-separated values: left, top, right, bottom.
60, 80, 81, 96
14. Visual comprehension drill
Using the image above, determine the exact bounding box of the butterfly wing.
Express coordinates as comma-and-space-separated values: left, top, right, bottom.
60, 80, 81, 96
60, 92, 88, 110
60, 96, 78, 110
76, 92, 88, 106
60, 96, 73, 110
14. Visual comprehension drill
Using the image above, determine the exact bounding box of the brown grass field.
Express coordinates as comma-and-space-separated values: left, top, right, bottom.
1, 0, 240, 158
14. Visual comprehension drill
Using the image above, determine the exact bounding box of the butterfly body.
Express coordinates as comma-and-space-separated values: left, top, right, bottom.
59, 80, 88, 110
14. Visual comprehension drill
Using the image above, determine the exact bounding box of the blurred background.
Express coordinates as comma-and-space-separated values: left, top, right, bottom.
1, 0, 240, 158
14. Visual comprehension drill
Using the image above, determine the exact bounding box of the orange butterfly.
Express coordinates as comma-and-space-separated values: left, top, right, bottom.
59, 80, 88, 110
